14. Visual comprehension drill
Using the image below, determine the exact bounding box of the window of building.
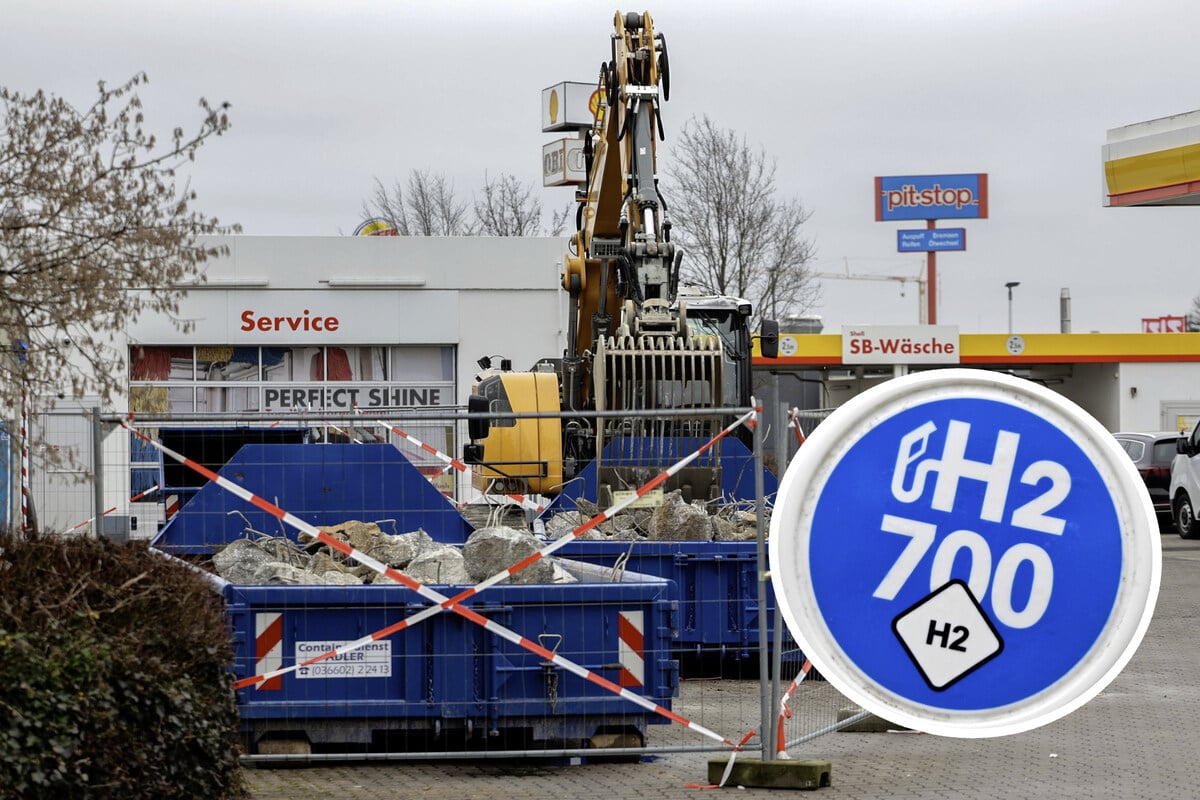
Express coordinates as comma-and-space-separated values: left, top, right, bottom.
128, 344, 461, 513
129, 345, 456, 414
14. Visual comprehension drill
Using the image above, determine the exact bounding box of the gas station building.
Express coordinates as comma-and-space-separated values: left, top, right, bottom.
753, 110, 1200, 450
756, 330, 1200, 434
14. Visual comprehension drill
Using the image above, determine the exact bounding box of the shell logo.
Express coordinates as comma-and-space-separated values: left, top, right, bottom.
589, 87, 606, 121
549, 89, 559, 125
353, 218, 398, 236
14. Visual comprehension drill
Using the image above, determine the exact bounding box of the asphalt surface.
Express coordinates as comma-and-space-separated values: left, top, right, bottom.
244, 532, 1200, 799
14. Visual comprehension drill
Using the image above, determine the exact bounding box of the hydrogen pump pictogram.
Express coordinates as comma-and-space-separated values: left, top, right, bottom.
769, 369, 1160, 738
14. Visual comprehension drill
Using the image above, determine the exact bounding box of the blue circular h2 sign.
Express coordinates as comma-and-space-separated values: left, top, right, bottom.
770, 370, 1160, 737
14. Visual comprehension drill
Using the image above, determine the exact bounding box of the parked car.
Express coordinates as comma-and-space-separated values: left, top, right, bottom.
1115, 431, 1185, 531
1170, 422, 1200, 538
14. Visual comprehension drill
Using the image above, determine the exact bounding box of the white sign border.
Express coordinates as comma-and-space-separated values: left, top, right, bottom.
769, 368, 1161, 738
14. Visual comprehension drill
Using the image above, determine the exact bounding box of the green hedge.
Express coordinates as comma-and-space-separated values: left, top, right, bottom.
0, 533, 245, 799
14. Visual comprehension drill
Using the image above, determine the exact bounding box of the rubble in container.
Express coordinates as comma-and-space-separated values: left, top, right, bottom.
464, 527, 575, 584
210, 520, 577, 586
543, 490, 766, 542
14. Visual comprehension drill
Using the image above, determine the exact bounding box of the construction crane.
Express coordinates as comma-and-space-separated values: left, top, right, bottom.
811, 259, 929, 324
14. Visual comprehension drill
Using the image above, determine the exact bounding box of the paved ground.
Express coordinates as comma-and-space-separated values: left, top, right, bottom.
245, 533, 1200, 799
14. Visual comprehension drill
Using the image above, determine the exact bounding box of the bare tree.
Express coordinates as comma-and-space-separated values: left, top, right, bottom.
361, 170, 472, 235
662, 115, 818, 325
1189, 294, 1200, 332
473, 172, 545, 236
548, 203, 572, 237
363, 170, 568, 238
0, 73, 236, 412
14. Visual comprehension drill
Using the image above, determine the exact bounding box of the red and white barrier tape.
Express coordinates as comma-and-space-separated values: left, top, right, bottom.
123, 410, 756, 748
357, 411, 545, 515
786, 407, 807, 448
67, 484, 160, 533
683, 729, 758, 789
774, 658, 814, 759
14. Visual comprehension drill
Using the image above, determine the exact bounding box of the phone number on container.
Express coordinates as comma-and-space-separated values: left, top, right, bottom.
298, 663, 391, 679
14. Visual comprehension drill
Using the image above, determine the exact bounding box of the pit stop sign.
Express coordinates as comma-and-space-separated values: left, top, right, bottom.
769, 369, 1160, 737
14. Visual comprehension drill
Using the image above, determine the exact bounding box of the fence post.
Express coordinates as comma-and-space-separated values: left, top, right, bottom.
92, 406, 103, 538
754, 403, 774, 761
20, 384, 29, 536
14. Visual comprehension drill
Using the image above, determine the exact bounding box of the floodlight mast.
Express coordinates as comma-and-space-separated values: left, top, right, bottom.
1005, 281, 1020, 333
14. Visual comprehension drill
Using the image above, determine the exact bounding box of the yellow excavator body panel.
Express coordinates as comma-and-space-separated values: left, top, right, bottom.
473, 371, 563, 496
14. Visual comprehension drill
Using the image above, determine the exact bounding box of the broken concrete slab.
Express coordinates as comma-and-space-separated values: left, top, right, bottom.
405, 544, 470, 585
463, 526, 574, 585
647, 491, 714, 541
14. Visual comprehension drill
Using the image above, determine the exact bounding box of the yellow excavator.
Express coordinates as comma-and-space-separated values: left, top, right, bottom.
465, 10, 777, 505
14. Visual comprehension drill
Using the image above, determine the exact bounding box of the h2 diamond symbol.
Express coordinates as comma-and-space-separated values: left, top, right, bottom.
892, 580, 1004, 691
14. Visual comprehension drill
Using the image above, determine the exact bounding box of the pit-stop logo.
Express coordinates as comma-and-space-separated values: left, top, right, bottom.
875, 174, 989, 221
884, 185, 977, 213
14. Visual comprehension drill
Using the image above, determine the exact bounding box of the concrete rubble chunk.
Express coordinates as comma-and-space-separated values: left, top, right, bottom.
251, 561, 310, 585
463, 526, 575, 585
570, 497, 651, 535
213, 537, 300, 584
574, 497, 602, 518
541, 495, 768, 542
405, 545, 471, 585
307, 552, 364, 585
607, 510, 650, 536
712, 513, 758, 541
547, 560, 575, 584
544, 511, 588, 539
605, 528, 643, 541
308, 551, 352, 577
214, 521, 441, 585
317, 570, 364, 586
311, 519, 384, 553
647, 490, 714, 541
368, 529, 433, 568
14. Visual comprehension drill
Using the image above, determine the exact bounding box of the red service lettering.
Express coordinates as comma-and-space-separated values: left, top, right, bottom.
240, 309, 340, 333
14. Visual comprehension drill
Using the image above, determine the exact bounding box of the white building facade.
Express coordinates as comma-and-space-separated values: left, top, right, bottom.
127, 235, 567, 416
26, 235, 568, 534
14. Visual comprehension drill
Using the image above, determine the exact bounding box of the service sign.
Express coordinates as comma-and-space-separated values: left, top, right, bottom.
769, 370, 1160, 737
876, 174, 988, 221
843, 325, 960, 365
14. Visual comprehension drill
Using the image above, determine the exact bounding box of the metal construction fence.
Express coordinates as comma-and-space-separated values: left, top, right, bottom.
12, 402, 864, 764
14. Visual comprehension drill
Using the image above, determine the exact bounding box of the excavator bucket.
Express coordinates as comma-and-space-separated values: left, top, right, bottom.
592, 333, 726, 504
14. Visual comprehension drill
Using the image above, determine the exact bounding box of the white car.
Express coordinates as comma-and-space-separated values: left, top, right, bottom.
1169, 421, 1200, 538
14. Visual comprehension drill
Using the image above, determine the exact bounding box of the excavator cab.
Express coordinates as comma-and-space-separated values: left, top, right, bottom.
465, 367, 563, 496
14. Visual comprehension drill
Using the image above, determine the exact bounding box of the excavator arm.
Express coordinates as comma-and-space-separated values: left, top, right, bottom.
467, 10, 764, 505
562, 11, 678, 397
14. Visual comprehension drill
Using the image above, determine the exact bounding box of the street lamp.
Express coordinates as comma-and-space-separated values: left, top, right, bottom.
1005, 282, 1020, 333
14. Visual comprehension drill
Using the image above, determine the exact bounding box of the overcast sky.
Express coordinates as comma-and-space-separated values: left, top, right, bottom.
6, 0, 1200, 334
